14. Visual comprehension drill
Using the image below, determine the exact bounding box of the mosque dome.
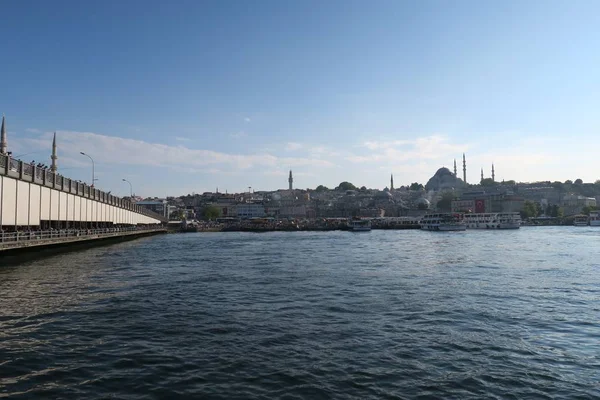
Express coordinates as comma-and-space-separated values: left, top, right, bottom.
435, 167, 453, 176
425, 166, 464, 191
375, 190, 393, 199
417, 198, 431, 209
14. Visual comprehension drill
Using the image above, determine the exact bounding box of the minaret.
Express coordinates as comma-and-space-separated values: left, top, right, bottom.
50, 132, 58, 173
491, 164, 495, 182
453, 159, 457, 177
288, 170, 293, 190
0, 114, 7, 155
481, 168, 484, 183
390, 174, 394, 190
462, 153, 467, 184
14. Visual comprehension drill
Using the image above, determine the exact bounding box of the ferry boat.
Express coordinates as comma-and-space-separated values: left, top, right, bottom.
420, 213, 466, 231
573, 215, 588, 226
463, 212, 521, 229
589, 211, 600, 227
350, 219, 372, 232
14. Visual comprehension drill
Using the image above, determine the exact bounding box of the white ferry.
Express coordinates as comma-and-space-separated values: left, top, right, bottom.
420, 213, 466, 231
463, 212, 521, 229
573, 215, 588, 226
350, 219, 371, 232
589, 211, 600, 227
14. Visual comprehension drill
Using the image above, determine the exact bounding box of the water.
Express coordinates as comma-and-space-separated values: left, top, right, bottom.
1, 227, 600, 399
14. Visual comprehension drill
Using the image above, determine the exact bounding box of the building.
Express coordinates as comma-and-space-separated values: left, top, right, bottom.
236, 203, 265, 219
562, 194, 596, 215
136, 199, 169, 218
451, 190, 524, 214
213, 202, 237, 218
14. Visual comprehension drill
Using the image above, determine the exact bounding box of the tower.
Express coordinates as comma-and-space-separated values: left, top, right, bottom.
288, 170, 293, 190
491, 163, 495, 182
462, 153, 467, 184
0, 114, 7, 155
50, 132, 58, 173
453, 159, 457, 177
390, 174, 394, 190
481, 168, 484, 183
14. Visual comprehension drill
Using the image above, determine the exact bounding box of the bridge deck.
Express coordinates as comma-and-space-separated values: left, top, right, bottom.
0, 227, 166, 252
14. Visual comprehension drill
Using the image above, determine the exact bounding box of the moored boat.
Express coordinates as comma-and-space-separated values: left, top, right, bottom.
420, 213, 466, 231
573, 215, 588, 226
350, 218, 372, 231
463, 212, 521, 229
589, 211, 600, 227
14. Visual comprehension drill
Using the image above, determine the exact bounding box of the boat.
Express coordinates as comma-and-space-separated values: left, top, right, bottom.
350, 218, 371, 231
463, 212, 521, 229
573, 215, 588, 226
589, 211, 600, 227
420, 213, 466, 231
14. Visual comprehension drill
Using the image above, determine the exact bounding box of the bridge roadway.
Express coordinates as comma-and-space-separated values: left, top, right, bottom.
0, 226, 166, 253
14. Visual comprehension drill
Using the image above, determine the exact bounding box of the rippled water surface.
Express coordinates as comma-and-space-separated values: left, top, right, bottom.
2, 227, 600, 399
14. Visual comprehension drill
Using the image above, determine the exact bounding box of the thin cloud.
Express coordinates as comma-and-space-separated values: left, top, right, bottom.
175, 136, 191, 142
244, 117, 251, 122
230, 131, 248, 138
285, 142, 303, 151
19, 130, 334, 172
348, 135, 469, 163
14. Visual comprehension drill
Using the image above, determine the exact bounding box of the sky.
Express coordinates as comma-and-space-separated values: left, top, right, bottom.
1, 0, 600, 197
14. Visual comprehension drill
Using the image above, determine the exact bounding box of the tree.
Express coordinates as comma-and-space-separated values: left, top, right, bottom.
336, 182, 357, 191
555, 206, 564, 218
436, 191, 456, 212
564, 180, 573, 185
575, 178, 583, 185
409, 182, 424, 191
203, 205, 220, 220
315, 185, 329, 192
552, 181, 564, 190
360, 186, 367, 191
170, 209, 185, 220
582, 205, 597, 215
535, 202, 543, 217
521, 200, 539, 219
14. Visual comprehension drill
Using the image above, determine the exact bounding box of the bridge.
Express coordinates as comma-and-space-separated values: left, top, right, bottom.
0, 115, 167, 253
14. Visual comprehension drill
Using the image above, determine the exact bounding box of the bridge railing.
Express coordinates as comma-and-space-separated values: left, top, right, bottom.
0, 225, 165, 248
0, 153, 167, 222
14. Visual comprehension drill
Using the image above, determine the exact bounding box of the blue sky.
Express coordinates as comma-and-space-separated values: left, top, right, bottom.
1, 0, 600, 196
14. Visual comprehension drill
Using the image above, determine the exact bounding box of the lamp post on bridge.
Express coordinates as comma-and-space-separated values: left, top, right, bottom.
79, 152, 96, 187
122, 178, 133, 198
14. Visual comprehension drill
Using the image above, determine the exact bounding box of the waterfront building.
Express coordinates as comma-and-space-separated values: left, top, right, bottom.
213, 202, 237, 218
236, 203, 266, 219
137, 199, 169, 218
451, 190, 524, 214
562, 194, 596, 216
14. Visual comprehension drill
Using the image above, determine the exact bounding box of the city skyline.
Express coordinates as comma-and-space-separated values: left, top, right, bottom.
2, 1, 600, 196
